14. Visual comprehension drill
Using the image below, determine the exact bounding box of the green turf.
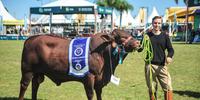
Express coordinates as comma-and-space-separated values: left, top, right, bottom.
0, 40, 200, 100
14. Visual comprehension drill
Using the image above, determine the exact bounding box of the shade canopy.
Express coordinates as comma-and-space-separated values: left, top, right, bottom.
0, 0, 16, 20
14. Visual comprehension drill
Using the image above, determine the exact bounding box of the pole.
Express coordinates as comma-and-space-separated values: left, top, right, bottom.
94, 8, 97, 34
29, 13, 31, 35
111, 11, 113, 31
185, 0, 189, 43
49, 13, 53, 34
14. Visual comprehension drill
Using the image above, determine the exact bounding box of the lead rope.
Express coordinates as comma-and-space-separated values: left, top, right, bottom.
140, 34, 155, 99
109, 45, 113, 75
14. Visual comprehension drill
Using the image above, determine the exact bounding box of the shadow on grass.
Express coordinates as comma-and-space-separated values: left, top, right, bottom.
174, 90, 200, 98
0, 97, 45, 100
172, 42, 200, 45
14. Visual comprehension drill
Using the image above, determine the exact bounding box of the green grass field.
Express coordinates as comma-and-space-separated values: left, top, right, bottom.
0, 40, 200, 100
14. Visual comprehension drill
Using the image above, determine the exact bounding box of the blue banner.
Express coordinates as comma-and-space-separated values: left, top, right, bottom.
69, 37, 91, 77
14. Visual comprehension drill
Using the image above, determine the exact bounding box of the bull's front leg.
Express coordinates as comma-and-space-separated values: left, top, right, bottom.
83, 74, 95, 100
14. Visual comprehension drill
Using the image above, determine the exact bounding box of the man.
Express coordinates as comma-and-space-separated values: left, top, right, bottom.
139, 16, 174, 100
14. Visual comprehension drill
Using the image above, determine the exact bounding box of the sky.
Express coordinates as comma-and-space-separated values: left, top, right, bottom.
1, 0, 186, 20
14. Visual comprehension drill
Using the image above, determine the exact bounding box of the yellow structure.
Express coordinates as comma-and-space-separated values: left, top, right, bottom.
77, 14, 85, 24
166, 6, 200, 23
3, 20, 24, 25
138, 7, 148, 24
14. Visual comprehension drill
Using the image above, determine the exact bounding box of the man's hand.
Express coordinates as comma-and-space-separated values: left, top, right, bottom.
137, 47, 143, 52
166, 57, 173, 64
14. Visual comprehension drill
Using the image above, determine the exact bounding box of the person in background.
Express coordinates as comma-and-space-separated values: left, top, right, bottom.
189, 29, 195, 44
193, 28, 200, 43
138, 16, 174, 100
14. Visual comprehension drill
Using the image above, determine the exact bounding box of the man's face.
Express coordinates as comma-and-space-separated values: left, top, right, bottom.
152, 18, 162, 31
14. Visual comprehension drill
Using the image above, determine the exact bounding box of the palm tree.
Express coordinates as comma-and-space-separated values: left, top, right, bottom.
97, 0, 133, 29
114, 0, 133, 28
97, 0, 118, 7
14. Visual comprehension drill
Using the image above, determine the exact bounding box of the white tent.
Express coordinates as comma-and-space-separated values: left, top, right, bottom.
84, 15, 101, 23
115, 11, 135, 28
36, 15, 72, 24
133, 7, 148, 27
148, 6, 159, 23
0, 0, 16, 20
133, 15, 141, 27
112, 11, 117, 23
43, 0, 97, 8
35, 0, 98, 24
163, 14, 167, 23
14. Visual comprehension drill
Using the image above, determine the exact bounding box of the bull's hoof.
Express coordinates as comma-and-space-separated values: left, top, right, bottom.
56, 82, 61, 86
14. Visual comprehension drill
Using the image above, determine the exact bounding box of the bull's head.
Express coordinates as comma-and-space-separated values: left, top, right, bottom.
111, 29, 140, 52
90, 30, 140, 53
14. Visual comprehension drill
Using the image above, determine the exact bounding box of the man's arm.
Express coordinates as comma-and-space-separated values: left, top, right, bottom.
166, 35, 174, 64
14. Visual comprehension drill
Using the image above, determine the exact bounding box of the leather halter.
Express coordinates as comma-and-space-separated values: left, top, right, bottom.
122, 36, 132, 46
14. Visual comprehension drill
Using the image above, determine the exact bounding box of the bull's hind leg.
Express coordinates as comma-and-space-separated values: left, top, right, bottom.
32, 73, 44, 100
19, 71, 33, 100
83, 74, 95, 100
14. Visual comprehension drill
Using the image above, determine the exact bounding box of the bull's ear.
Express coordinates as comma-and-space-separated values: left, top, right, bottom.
111, 29, 118, 36
100, 34, 114, 42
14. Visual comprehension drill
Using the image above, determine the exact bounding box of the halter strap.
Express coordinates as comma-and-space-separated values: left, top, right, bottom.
122, 36, 132, 46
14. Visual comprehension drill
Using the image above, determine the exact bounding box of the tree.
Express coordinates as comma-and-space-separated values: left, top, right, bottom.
97, 0, 133, 29
97, 0, 116, 7
114, 0, 133, 28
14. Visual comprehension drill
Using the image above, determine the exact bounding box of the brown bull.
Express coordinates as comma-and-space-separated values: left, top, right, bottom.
18, 29, 140, 100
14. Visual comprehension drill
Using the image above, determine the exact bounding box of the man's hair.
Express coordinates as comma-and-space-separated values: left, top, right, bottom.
152, 16, 163, 23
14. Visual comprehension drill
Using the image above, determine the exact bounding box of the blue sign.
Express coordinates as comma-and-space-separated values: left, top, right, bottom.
97, 6, 113, 15
0, 35, 28, 40
30, 6, 113, 15
30, 6, 94, 14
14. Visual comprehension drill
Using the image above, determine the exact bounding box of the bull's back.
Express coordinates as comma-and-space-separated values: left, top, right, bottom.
22, 35, 70, 72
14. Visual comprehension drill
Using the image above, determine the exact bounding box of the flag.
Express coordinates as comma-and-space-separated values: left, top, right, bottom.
169, 20, 172, 36
24, 15, 28, 30
0, 15, 3, 32
173, 13, 178, 32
